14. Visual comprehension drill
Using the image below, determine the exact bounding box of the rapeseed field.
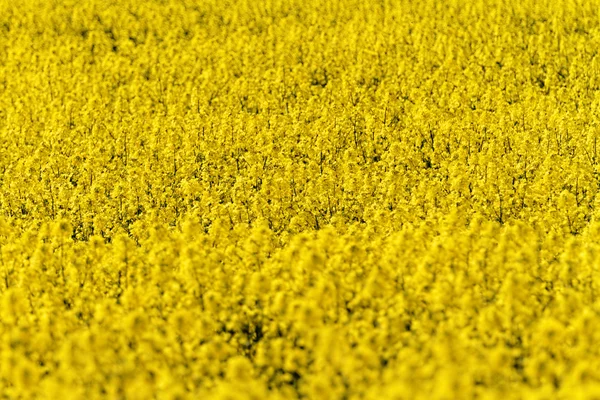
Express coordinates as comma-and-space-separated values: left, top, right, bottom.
1, 0, 600, 398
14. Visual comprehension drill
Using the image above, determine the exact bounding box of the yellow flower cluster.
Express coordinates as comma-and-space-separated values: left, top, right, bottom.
1, 0, 600, 398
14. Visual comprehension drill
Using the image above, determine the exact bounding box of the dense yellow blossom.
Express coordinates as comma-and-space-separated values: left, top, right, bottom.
1, 0, 600, 398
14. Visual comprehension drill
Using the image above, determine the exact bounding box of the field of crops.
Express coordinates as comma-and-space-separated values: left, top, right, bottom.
2, 0, 600, 398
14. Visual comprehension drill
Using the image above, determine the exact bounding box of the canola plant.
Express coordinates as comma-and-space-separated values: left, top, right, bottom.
1, 0, 600, 398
